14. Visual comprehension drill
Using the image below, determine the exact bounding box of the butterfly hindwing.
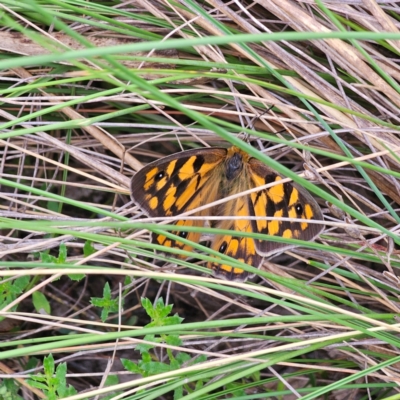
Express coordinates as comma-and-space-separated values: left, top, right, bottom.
152, 218, 204, 255
208, 194, 262, 281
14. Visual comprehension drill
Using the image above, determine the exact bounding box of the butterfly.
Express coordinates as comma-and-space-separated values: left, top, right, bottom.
130, 146, 324, 281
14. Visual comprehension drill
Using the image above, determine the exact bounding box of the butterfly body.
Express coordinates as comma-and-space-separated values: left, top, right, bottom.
131, 146, 324, 281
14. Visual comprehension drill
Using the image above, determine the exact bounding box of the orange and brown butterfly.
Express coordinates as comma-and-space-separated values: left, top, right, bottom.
130, 145, 324, 281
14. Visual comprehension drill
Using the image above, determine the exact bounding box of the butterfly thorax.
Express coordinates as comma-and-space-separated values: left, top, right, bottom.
220, 147, 253, 215
225, 147, 250, 181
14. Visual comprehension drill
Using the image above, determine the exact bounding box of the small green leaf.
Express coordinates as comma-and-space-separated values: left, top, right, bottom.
156, 302, 173, 319
32, 292, 51, 315
121, 358, 141, 373
27, 354, 76, 399
124, 275, 133, 286
165, 335, 182, 346
55, 363, 67, 397
140, 361, 171, 375
43, 354, 55, 377
27, 380, 48, 390
194, 379, 204, 390
14, 275, 30, 292
141, 297, 152, 314
175, 352, 191, 364
136, 342, 154, 354
47, 201, 59, 213
192, 355, 207, 365
68, 273, 85, 281
141, 352, 152, 363
103, 281, 111, 298
100, 308, 109, 322
174, 385, 183, 399
40, 251, 56, 263
105, 374, 119, 386
39, 245, 83, 280
226, 382, 246, 396
83, 240, 96, 257
64, 385, 77, 397
124, 298, 207, 380
0, 379, 23, 400
91, 282, 120, 322
163, 315, 183, 326
58, 244, 67, 263
40, 245, 67, 264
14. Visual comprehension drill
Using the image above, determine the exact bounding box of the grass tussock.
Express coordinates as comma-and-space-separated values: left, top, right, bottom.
1, 0, 400, 399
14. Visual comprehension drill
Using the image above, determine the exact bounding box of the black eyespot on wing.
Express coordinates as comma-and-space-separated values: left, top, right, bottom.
295, 203, 303, 216
179, 231, 188, 239
218, 241, 228, 254
155, 171, 166, 181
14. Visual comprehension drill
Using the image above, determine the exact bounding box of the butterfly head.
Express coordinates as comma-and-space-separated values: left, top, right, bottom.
225, 147, 251, 181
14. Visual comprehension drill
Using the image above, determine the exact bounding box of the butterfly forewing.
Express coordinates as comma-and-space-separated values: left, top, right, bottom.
131, 148, 227, 255
131, 148, 227, 216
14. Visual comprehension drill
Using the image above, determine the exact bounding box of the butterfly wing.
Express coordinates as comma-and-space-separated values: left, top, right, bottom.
131, 148, 227, 255
248, 157, 324, 256
208, 194, 262, 281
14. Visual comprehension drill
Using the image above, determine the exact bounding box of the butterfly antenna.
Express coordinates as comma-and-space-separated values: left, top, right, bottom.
243, 104, 276, 143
